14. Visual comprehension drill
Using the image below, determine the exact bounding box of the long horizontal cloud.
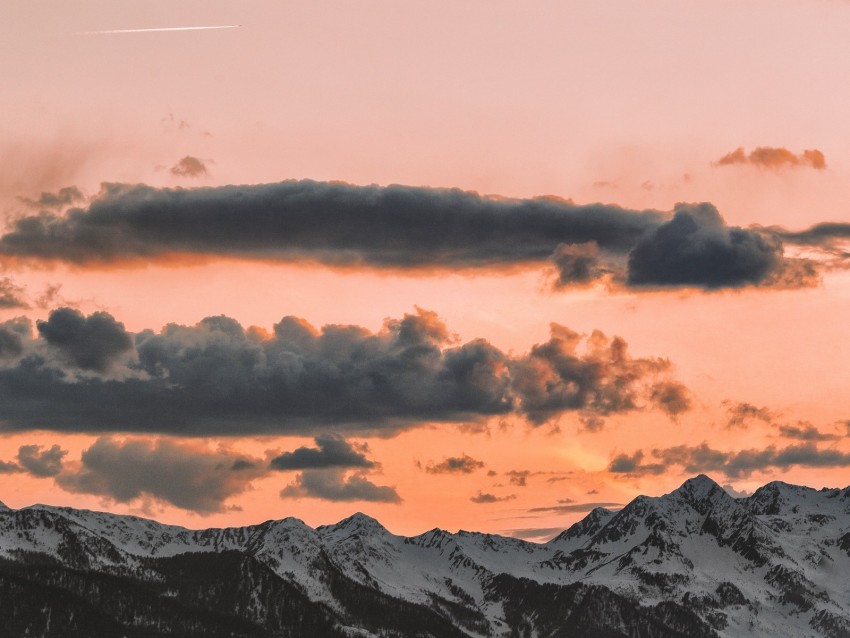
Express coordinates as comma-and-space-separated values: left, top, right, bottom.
0, 180, 820, 291
608, 441, 850, 478
0, 307, 688, 434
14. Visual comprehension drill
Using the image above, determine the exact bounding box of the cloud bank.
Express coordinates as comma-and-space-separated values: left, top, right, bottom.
0, 307, 689, 435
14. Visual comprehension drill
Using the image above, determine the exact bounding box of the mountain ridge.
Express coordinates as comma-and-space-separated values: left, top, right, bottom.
2, 474, 849, 637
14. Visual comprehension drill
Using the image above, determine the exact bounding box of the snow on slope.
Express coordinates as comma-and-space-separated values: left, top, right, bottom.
2, 475, 850, 637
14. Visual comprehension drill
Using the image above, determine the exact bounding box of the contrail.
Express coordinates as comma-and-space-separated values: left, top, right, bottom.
76, 25, 241, 35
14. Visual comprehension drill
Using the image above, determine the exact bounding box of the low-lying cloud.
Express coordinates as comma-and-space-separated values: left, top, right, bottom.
280, 469, 401, 503
0, 307, 689, 435
608, 441, 850, 478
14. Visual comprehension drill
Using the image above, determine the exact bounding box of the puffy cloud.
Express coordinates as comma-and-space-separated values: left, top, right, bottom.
0, 460, 20, 473
627, 203, 814, 289
506, 470, 531, 487
423, 454, 485, 474
170, 156, 208, 177
280, 469, 400, 503
608, 441, 850, 478
56, 437, 265, 513
716, 146, 826, 170
0, 307, 688, 435
17, 444, 67, 477
470, 491, 516, 504
36, 308, 133, 373
270, 434, 374, 470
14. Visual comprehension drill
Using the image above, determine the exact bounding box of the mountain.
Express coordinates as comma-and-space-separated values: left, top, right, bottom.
1, 475, 849, 637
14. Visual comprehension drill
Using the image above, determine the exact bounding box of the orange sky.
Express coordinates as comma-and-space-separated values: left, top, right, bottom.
1, 0, 850, 540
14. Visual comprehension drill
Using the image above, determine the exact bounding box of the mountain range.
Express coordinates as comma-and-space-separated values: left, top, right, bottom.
2, 474, 849, 637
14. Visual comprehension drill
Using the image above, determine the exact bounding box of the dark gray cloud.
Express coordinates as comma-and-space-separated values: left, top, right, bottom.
170, 156, 208, 178
627, 203, 815, 289
270, 434, 374, 470
36, 308, 134, 372
716, 146, 826, 170
0, 459, 21, 473
56, 437, 265, 513
19, 186, 86, 209
424, 454, 485, 474
527, 501, 622, 514
280, 469, 400, 503
0, 320, 26, 359
776, 222, 850, 249
609, 441, 850, 479
0, 180, 824, 291
0, 307, 688, 435
17, 444, 67, 477
470, 491, 516, 504
0, 278, 28, 309
777, 422, 839, 442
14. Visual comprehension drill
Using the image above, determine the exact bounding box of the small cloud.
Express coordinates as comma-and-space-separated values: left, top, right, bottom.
503, 527, 564, 542
270, 434, 374, 470
715, 146, 826, 170
470, 491, 516, 504
424, 453, 485, 474
280, 469, 401, 503
17, 444, 67, 477
527, 501, 622, 514
506, 470, 531, 487
0, 278, 28, 309
721, 483, 752, 498
170, 156, 208, 177
777, 421, 839, 442
723, 401, 776, 429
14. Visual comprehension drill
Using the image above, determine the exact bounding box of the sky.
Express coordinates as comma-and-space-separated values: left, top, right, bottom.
1, 0, 850, 541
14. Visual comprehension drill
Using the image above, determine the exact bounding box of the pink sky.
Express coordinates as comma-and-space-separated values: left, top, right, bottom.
1, 0, 849, 540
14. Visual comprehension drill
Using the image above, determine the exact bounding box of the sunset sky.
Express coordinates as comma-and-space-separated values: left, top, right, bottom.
1, 0, 850, 541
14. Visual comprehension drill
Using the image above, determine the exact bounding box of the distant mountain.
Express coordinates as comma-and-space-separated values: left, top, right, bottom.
2, 475, 849, 637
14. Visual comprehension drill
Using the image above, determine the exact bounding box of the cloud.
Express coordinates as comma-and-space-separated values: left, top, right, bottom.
170, 156, 208, 178
470, 491, 516, 504
506, 470, 531, 487
19, 186, 86, 209
716, 146, 826, 170
777, 422, 839, 442
0, 307, 688, 435
724, 401, 776, 429
527, 501, 622, 514
503, 527, 564, 541
0, 278, 28, 309
609, 441, 850, 478
280, 469, 401, 503
0, 459, 20, 473
17, 444, 67, 477
511, 324, 690, 425
269, 434, 374, 470
627, 203, 816, 289
424, 454, 485, 474
721, 483, 752, 499
0, 180, 826, 292
36, 308, 134, 372
56, 437, 265, 513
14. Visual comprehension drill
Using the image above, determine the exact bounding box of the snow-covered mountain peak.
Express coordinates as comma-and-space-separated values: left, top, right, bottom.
669, 473, 739, 515
747, 479, 850, 516
0, 500, 9, 512
319, 512, 390, 538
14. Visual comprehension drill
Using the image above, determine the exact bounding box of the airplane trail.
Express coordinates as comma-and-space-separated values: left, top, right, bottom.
76, 25, 241, 35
